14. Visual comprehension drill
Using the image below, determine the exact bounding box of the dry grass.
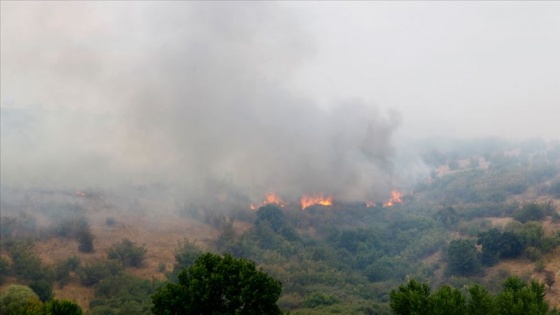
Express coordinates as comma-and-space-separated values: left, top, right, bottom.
0, 192, 224, 311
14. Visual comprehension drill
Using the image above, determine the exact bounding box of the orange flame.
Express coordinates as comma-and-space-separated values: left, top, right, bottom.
250, 193, 286, 210
301, 194, 333, 210
383, 190, 403, 207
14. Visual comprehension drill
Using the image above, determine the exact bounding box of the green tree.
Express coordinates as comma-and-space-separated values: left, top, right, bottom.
446, 239, 482, 276
467, 284, 495, 315
167, 239, 202, 282
495, 277, 549, 315
45, 299, 83, 315
430, 285, 467, 315
389, 279, 431, 315
255, 205, 298, 241
152, 252, 282, 315
478, 229, 502, 266
0, 284, 44, 315
434, 206, 459, 228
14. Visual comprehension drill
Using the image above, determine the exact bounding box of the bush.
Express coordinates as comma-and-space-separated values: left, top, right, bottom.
45, 299, 83, 315
54, 256, 80, 287
107, 239, 147, 268
0, 284, 43, 314
514, 201, 554, 223
90, 274, 157, 315
30, 279, 54, 302
524, 247, 542, 261
446, 239, 482, 276
77, 260, 123, 286
167, 239, 202, 282
76, 221, 95, 253
9, 242, 53, 283
303, 292, 340, 308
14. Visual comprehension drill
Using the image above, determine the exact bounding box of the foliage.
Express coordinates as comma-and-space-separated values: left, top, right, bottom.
477, 229, 525, 266
495, 277, 549, 315
434, 206, 459, 228
76, 219, 95, 253
0, 284, 44, 315
446, 239, 482, 276
255, 204, 298, 241
430, 285, 467, 315
54, 256, 80, 287
467, 284, 495, 315
77, 260, 123, 286
514, 201, 555, 223
107, 238, 148, 268
45, 299, 83, 315
89, 274, 159, 315
303, 292, 340, 308
167, 239, 202, 282
389, 279, 431, 315
390, 277, 552, 315
7, 241, 55, 301
152, 252, 282, 315
29, 279, 54, 302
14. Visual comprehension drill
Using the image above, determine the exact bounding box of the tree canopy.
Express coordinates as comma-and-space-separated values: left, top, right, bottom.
152, 252, 282, 315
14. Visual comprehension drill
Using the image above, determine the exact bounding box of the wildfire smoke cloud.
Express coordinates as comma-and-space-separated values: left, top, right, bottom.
1, 2, 400, 206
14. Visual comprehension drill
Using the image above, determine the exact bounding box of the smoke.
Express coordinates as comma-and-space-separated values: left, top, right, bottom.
1, 2, 401, 205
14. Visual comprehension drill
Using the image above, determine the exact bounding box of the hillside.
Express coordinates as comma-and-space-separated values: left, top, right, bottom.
2, 140, 560, 314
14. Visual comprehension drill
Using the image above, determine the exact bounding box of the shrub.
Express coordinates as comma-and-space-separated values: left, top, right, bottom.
76, 220, 95, 253
167, 239, 202, 282
107, 239, 147, 268
524, 247, 542, 261
0, 284, 43, 314
90, 274, 157, 315
514, 201, 554, 223
534, 260, 546, 273
446, 239, 482, 276
303, 292, 340, 308
30, 279, 54, 302
9, 242, 53, 283
54, 256, 80, 287
77, 260, 123, 286
45, 299, 83, 315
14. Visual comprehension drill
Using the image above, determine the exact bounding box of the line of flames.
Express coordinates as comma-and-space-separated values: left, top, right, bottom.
250, 193, 286, 210
300, 194, 333, 210
250, 190, 403, 211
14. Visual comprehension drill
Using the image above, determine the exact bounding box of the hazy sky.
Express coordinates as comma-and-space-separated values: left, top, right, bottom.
1, 2, 559, 199
286, 2, 560, 140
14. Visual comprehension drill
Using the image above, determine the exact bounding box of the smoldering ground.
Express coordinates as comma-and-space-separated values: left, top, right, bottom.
1, 2, 403, 208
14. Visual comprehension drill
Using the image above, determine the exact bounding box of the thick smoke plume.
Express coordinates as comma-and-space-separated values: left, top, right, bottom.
1, 2, 401, 206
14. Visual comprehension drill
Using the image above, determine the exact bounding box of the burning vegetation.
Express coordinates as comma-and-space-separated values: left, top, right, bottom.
249, 190, 404, 211
250, 193, 286, 210
300, 194, 333, 210
383, 190, 404, 207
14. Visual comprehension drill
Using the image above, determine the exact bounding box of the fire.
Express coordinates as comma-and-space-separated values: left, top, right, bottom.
383, 190, 403, 207
75, 191, 86, 197
250, 193, 286, 210
300, 194, 333, 210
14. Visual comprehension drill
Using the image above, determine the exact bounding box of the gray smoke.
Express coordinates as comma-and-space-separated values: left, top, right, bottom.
1, 2, 401, 205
